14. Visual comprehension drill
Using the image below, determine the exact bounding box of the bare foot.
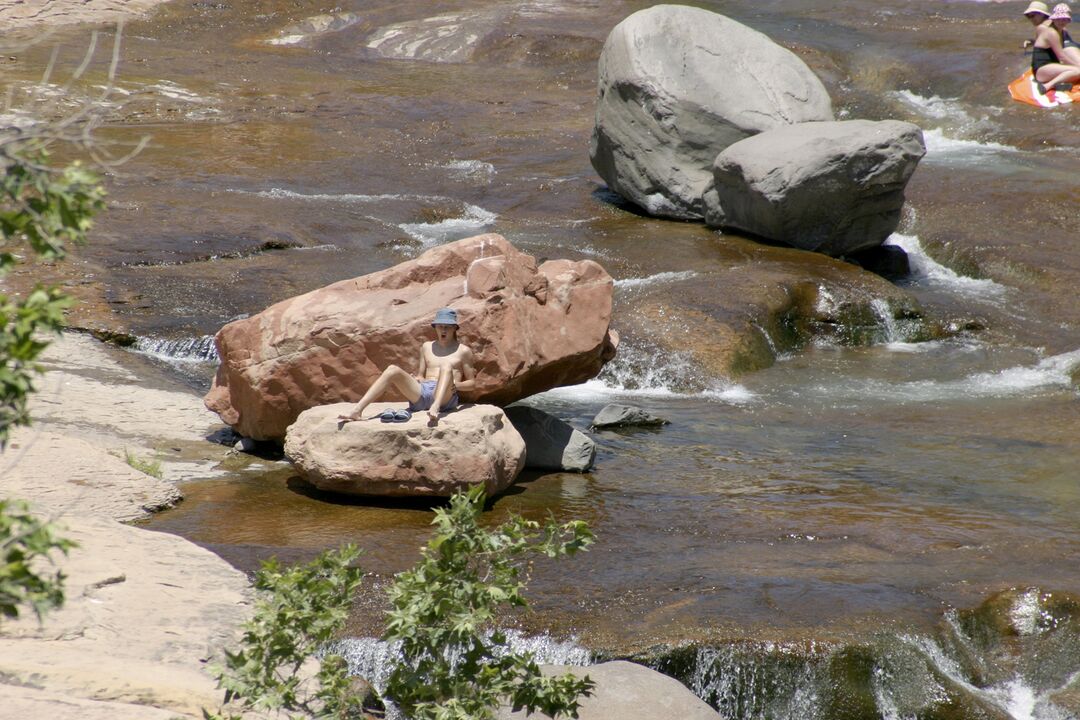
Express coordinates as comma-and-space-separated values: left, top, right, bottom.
337, 411, 364, 423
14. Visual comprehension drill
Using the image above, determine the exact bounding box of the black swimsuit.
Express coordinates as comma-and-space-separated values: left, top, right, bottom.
1032, 45, 1056, 72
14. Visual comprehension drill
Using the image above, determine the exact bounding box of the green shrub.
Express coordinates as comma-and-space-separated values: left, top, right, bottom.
0, 499, 76, 623
0, 146, 105, 448
382, 486, 595, 720
204, 544, 366, 720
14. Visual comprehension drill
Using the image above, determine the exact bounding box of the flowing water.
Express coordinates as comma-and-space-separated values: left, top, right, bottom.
4, 0, 1080, 717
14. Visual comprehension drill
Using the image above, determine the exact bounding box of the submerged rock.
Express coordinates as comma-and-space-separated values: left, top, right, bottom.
497, 661, 720, 720
205, 233, 617, 442
703, 120, 926, 256
505, 405, 596, 472
591, 404, 669, 430
284, 402, 526, 498
608, 250, 941, 386
590, 4, 833, 219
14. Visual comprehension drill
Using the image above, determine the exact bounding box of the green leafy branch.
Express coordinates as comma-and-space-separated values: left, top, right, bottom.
0, 499, 77, 623
382, 486, 595, 720
204, 544, 366, 720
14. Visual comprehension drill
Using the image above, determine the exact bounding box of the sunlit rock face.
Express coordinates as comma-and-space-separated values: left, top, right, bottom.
589, 4, 833, 220
703, 120, 926, 257
205, 234, 617, 442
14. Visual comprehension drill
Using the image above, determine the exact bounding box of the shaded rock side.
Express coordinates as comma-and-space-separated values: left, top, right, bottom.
284, 402, 526, 497
505, 405, 596, 472
205, 233, 617, 441
498, 661, 720, 720
589, 4, 833, 220
703, 119, 926, 256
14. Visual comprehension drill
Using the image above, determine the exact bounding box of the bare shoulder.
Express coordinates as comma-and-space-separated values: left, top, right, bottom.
458, 343, 475, 359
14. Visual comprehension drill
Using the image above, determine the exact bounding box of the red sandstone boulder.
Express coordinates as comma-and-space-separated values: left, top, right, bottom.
284, 402, 526, 498
205, 234, 617, 441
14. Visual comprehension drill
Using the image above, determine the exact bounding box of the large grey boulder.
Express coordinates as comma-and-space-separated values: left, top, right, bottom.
505, 405, 596, 472
284, 402, 526, 497
590, 4, 833, 220
498, 661, 720, 720
703, 120, 925, 256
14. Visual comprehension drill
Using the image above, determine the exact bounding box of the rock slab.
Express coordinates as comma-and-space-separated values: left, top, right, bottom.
498, 661, 720, 720
284, 402, 526, 497
206, 233, 617, 442
590, 4, 833, 219
505, 405, 596, 472
703, 119, 926, 256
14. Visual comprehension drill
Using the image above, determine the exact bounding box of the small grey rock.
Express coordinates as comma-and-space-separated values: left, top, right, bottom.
505, 405, 597, 472
591, 404, 668, 429
233, 437, 259, 453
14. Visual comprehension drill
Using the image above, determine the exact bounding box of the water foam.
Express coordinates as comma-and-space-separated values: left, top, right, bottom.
921, 128, 1018, 159
441, 160, 496, 180
398, 203, 497, 245
245, 187, 443, 204
891, 90, 975, 122
330, 630, 592, 694
885, 233, 1007, 300
614, 270, 697, 290
537, 341, 754, 404
821, 347, 1080, 403
134, 335, 219, 364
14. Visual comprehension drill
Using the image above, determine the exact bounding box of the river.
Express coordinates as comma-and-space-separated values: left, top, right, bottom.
4, 0, 1080, 717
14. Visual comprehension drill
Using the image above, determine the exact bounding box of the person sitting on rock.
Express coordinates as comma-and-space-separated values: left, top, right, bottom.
337, 307, 476, 425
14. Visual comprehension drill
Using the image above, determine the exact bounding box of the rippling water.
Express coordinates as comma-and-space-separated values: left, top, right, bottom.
6, 0, 1080, 716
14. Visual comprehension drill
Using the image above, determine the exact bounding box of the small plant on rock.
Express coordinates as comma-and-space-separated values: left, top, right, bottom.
122, 448, 163, 479
204, 544, 366, 720
382, 486, 595, 720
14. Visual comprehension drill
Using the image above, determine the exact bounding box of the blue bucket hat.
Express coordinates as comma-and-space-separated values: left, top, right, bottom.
432, 307, 459, 326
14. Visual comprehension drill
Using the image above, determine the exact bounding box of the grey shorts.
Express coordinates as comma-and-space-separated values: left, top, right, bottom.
408, 379, 459, 412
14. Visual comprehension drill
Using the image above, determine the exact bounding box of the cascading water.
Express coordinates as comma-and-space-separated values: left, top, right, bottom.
134, 335, 219, 364
635, 588, 1080, 720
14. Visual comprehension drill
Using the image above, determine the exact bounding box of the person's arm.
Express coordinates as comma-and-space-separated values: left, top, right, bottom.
416, 344, 428, 381
454, 347, 477, 394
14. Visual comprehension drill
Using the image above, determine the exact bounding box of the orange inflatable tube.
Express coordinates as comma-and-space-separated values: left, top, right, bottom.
1009, 69, 1080, 107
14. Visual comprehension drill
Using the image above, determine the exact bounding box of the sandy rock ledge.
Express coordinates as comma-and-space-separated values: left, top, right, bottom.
0, 333, 251, 719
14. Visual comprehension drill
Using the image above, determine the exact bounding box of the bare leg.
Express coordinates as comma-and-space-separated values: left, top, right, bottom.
1035, 63, 1080, 92
426, 365, 455, 424
339, 365, 421, 422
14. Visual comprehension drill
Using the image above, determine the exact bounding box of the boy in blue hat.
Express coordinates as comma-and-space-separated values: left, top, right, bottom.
338, 307, 476, 425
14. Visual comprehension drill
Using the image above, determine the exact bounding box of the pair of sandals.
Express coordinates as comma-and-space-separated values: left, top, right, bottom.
379, 408, 413, 423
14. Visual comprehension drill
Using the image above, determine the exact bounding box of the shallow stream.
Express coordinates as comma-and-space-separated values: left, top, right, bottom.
4, 0, 1080, 717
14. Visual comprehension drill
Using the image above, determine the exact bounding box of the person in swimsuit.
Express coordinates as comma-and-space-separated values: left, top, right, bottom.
1054, 3, 1080, 65
337, 307, 477, 425
1030, 3, 1080, 93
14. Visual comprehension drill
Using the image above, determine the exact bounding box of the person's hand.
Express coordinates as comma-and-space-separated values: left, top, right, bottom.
1023, 39, 1034, 49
